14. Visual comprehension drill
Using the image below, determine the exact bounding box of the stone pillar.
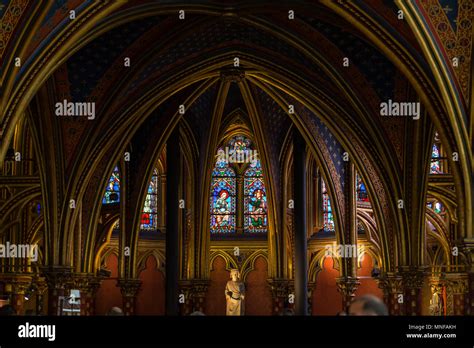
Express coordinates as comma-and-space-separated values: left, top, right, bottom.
166, 126, 180, 315
444, 273, 469, 315
268, 279, 290, 315
178, 281, 192, 315
73, 274, 101, 316
293, 132, 307, 315
34, 278, 47, 315
118, 279, 141, 316
336, 276, 360, 312
117, 279, 142, 316
191, 280, 208, 314
401, 267, 425, 316
337, 162, 359, 313
43, 267, 72, 316
377, 273, 404, 315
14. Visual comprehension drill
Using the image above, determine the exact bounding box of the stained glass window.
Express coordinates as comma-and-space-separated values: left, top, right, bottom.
430, 144, 442, 174
244, 160, 267, 233
102, 166, 120, 204
427, 201, 443, 214
213, 148, 237, 177
210, 135, 266, 236
356, 173, 369, 202
228, 135, 252, 163
210, 151, 236, 234
211, 148, 236, 233
322, 179, 334, 232
141, 168, 158, 230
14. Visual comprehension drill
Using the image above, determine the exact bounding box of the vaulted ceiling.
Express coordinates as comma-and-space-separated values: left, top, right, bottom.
1, 0, 472, 268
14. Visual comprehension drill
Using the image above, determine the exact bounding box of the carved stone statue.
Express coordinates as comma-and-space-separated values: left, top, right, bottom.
225, 269, 245, 316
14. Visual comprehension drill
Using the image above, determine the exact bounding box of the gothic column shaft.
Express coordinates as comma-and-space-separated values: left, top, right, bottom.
293, 132, 307, 315
166, 126, 180, 315
336, 162, 359, 312
35, 278, 47, 315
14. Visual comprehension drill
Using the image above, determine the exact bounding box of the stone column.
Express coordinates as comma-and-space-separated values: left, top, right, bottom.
337, 162, 359, 313
34, 278, 48, 315
377, 273, 404, 315
73, 274, 101, 316
293, 132, 307, 315
268, 279, 290, 315
401, 267, 425, 316
191, 280, 209, 314
166, 126, 180, 315
178, 281, 192, 315
43, 267, 73, 316
444, 273, 469, 315
336, 276, 360, 312
118, 278, 141, 316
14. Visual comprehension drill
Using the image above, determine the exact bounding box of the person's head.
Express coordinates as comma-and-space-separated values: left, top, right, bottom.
219, 190, 229, 199
348, 295, 388, 316
106, 307, 124, 316
230, 269, 240, 281
255, 190, 263, 199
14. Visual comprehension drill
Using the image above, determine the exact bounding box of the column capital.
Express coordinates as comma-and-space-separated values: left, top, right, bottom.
336, 276, 360, 293
336, 276, 360, 311
399, 266, 426, 290
32, 276, 48, 295
443, 273, 469, 294
117, 278, 141, 297
71, 273, 101, 294
190, 279, 209, 314
41, 266, 74, 289
377, 273, 404, 294
268, 279, 291, 298
268, 279, 293, 315
191, 279, 209, 296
